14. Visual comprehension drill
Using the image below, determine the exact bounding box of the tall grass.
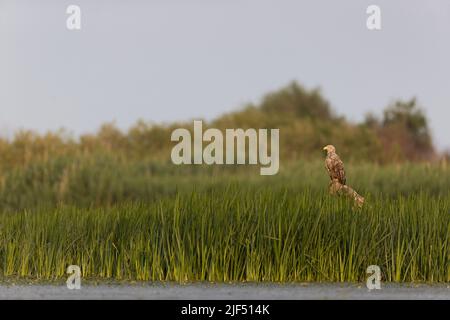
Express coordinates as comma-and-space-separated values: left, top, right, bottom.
0, 155, 448, 282
0, 187, 448, 283
0, 154, 449, 210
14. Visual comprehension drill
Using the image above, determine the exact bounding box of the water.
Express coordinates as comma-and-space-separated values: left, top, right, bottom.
0, 283, 448, 300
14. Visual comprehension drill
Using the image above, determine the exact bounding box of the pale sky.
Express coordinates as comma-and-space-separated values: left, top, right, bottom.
1, 0, 449, 150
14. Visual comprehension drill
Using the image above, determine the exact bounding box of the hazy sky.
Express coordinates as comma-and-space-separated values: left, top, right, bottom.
1, 0, 449, 149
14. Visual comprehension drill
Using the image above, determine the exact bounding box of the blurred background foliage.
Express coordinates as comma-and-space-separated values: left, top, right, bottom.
0, 81, 442, 171
0, 81, 448, 211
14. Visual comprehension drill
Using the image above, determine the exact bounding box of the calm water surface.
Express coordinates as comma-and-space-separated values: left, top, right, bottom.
0, 283, 448, 300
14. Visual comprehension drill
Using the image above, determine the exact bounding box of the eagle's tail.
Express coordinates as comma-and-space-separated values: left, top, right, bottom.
329, 179, 364, 208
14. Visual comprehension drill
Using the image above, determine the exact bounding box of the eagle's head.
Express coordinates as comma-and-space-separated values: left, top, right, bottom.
323, 145, 336, 154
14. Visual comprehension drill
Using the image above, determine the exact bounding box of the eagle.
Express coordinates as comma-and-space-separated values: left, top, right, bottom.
323, 145, 346, 185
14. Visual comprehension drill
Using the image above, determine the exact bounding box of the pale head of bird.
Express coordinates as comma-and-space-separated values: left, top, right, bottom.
323, 145, 336, 154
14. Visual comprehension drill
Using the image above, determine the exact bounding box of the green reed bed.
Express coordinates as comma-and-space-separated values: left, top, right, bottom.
0, 188, 448, 283
1, 155, 449, 210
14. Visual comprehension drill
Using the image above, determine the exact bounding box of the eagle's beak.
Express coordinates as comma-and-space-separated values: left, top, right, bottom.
323, 147, 327, 151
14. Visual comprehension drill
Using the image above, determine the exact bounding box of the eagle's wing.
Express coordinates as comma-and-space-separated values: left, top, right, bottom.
325, 157, 333, 179
332, 154, 346, 185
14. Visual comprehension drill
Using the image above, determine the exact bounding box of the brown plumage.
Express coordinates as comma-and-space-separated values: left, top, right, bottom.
323, 145, 346, 185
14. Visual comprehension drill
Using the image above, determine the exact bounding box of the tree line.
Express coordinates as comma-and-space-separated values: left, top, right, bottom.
0, 81, 439, 170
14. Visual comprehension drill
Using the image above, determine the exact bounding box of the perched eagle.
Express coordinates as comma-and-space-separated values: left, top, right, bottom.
323, 145, 346, 185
